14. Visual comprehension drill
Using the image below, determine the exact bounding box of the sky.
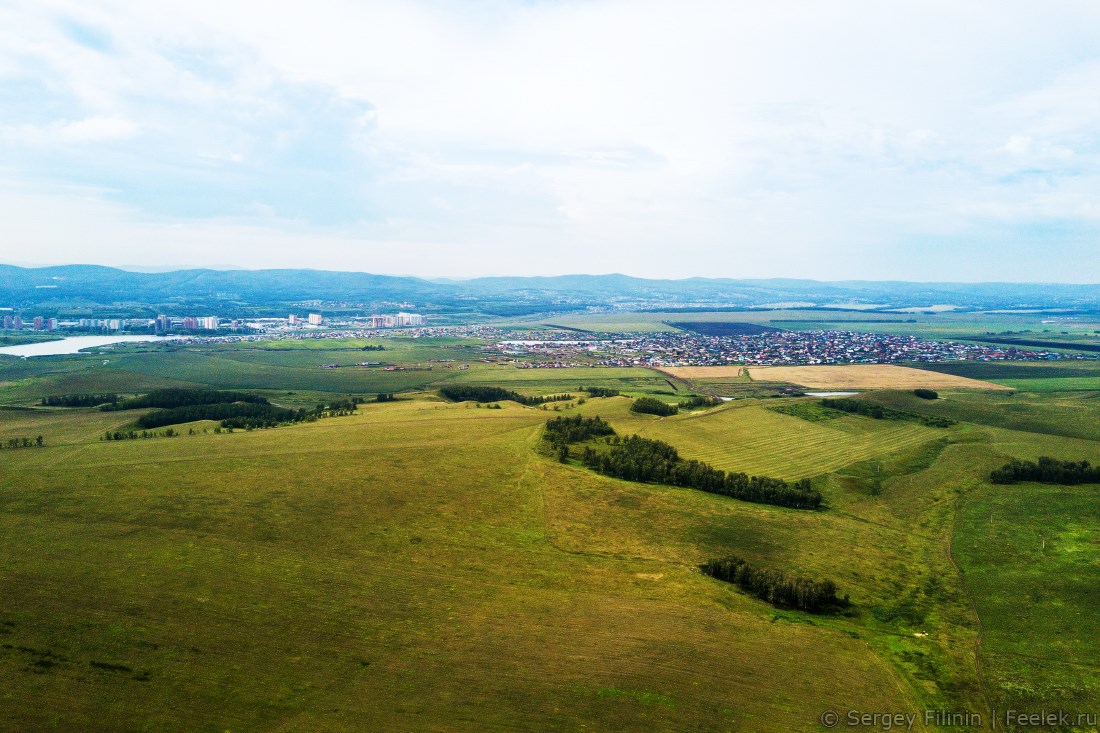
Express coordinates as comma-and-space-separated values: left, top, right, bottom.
1, 0, 1099, 281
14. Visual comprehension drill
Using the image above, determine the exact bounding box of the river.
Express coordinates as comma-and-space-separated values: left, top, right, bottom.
0, 335, 177, 358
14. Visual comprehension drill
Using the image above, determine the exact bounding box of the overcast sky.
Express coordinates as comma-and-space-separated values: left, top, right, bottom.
2, 1, 1099, 281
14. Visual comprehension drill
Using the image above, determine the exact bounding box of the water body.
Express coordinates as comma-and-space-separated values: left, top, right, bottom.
804, 391, 860, 397
0, 335, 175, 358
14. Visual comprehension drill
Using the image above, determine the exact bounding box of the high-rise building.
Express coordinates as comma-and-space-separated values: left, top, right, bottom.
3, 315, 12, 330
199, 316, 219, 330
156, 315, 169, 332
13, 316, 22, 330
308, 313, 323, 326
288, 314, 299, 325
32, 316, 44, 330
47, 318, 58, 331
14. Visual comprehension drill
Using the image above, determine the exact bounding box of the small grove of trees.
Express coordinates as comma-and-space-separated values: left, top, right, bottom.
544, 415, 615, 446
580, 435, 822, 510
679, 395, 723, 409
700, 556, 846, 613
361, 344, 385, 351
913, 389, 939, 400
630, 397, 678, 416
439, 384, 571, 406
990, 457, 1100, 485
2, 436, 44, 449
375, 393, 396, 402
41, 393, 119, 408
578, 386, 620, 398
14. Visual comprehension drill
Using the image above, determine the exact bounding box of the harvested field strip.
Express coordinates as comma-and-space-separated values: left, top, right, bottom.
745, 365, 1010, 390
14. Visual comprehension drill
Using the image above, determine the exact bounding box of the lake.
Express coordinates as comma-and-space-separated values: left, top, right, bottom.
0, 335, 177, 358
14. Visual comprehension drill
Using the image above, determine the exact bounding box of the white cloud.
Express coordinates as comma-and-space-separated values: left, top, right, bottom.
0, 0, 1099, 279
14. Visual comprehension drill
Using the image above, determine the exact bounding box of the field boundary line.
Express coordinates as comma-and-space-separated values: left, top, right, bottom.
946, 481, 994, 720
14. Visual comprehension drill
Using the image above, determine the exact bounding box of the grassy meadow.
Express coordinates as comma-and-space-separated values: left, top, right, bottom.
1, 338, 1099, 730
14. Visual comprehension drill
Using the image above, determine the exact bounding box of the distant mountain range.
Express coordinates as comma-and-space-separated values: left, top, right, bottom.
2, 264, 1098, 314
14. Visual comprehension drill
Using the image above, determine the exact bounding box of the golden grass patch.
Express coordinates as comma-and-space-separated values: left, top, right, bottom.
665, 364, 1010, 390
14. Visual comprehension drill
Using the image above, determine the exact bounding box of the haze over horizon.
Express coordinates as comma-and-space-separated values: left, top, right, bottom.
3, 1, 1100, 282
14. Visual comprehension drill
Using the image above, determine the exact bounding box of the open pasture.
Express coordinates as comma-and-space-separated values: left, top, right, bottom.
955, 476, 1100, 714
0, 398, 933, 732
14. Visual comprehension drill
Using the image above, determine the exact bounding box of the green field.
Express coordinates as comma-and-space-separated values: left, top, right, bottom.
2, 340, 1100, 730
912, 360, 1100, 393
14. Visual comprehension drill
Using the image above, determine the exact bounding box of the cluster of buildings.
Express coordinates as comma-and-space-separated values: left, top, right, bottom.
284, 312, 425, 329
492, 329, 1092, 367
368, 312, 426, 328
3, 315, 59, 331
155, 315, 221, 331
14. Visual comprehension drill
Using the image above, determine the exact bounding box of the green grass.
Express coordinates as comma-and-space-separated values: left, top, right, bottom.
0, 398, 934, 732
955, 480, 1100, 713
768, 401, 844, 422
611, 400, 947, 481
912, 361, 1100, 392
862, 390, 1100, 442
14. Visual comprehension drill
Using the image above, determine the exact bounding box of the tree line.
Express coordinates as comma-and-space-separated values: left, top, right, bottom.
135, 402, 302, 429
41, 393, 119, 407
630, 397, 678, 416
990, 457, 1100, 485
679, 395, 723, 409
580, 434, 823, 509
578, 386, 620, 398
105, 428, 181, 441
700, 555, 846, 613
439, 384, 571, 406
2, 436, 44, 449
104, 389, 269, 411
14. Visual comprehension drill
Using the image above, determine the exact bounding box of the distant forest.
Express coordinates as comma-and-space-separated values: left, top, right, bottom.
41, 393, 119, 407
